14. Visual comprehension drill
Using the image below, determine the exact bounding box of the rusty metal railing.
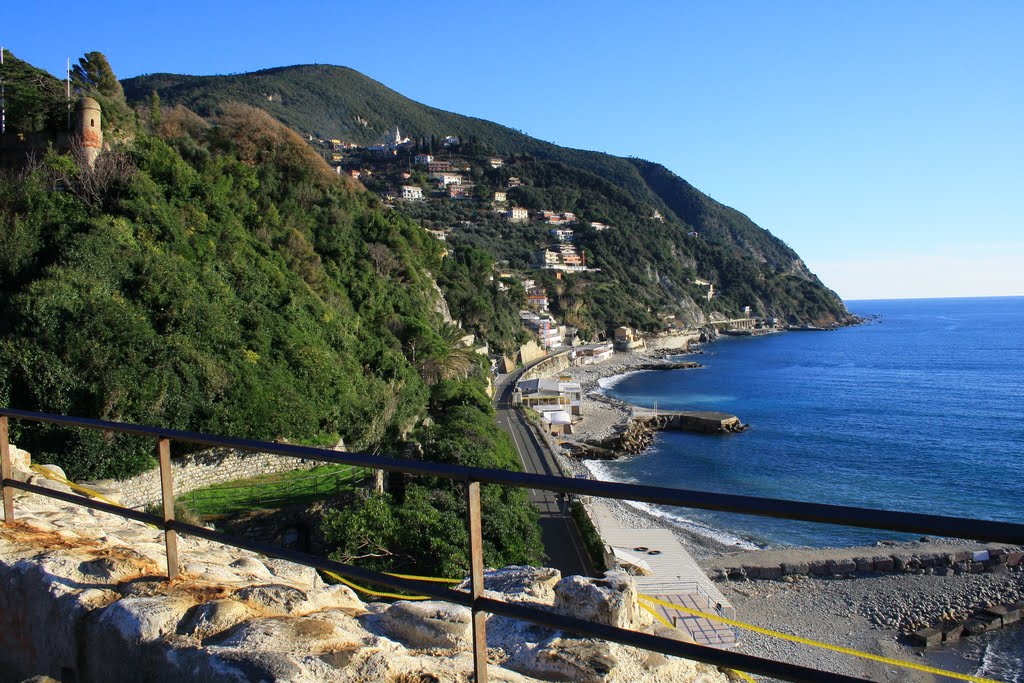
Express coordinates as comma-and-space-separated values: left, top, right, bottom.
2, 408, 1023, 683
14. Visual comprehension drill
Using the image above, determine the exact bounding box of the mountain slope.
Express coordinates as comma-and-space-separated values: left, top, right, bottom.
122, 64, 851, 327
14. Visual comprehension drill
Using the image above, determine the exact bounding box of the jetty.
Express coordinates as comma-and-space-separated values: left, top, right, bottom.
590, 501, 737, 647
631, 407, 747, 434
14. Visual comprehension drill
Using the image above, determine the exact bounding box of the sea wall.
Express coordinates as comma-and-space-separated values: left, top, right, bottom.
642, 330, 701, 352
0, 446, 729, 683
83, 448, 326, 509
706, 545, 1023, 582
521, 350, 573, 381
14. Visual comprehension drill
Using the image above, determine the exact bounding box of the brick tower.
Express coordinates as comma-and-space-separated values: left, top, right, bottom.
76, 97, 102, 168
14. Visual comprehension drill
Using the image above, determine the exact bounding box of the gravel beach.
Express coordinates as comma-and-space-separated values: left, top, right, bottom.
537, 347, 1023, 681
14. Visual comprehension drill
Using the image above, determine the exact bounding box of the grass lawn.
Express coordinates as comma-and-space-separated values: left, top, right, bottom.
178, 464, 369, 517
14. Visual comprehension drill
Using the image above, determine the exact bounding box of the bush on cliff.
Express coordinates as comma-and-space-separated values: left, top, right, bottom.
321, 377, 544, 577
0, 101, 446, 479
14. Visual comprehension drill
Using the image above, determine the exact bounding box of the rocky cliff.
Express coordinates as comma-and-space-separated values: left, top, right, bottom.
0, 445, 728, 683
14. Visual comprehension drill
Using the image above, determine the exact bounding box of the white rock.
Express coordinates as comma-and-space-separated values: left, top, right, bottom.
379, 600, 472, 649
8, 444, 31, 473
37, 464, 67, 481
510, 636, 618, 683
553, 571, 649, 630
179, 599, 254, 640
228, 557, 274, 580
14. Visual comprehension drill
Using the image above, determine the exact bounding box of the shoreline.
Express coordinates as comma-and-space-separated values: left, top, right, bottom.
536, 340, 1024, 680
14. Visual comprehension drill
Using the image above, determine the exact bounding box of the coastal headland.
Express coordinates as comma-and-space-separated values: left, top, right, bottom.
529, 341, 1024, 681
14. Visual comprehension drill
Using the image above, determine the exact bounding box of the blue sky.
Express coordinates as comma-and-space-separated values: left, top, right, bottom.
6, 1, 1022, 299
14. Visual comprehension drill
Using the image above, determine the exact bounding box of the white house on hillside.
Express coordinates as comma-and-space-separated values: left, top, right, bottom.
401, 185, 423, 200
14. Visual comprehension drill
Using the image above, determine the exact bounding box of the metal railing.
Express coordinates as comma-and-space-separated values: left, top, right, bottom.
2, 407, 1023, 683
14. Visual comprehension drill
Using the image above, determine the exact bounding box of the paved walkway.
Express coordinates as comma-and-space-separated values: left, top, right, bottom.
590, 501, 737, 647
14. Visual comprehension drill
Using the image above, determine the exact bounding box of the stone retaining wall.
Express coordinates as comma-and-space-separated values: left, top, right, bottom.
520, 350, 573, 381
709, 547, 1023, 582
642, 331, 701, 352
84, 447, 325, 509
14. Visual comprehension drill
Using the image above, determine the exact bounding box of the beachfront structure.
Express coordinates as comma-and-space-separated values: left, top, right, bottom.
613, 326, 645, 351
572, 341, 614, 365
539, 409, 573, 435
513, 378, 583, 416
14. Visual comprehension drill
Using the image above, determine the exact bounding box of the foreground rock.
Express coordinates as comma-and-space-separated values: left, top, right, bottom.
0, 444, 729, 683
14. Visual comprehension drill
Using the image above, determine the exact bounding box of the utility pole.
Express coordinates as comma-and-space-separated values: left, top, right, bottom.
66, 57, 71, 129
1, 46, 6, 135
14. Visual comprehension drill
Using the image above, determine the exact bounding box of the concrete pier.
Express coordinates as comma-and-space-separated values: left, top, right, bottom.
631, 408, 747, 434
590, 501, 737, 647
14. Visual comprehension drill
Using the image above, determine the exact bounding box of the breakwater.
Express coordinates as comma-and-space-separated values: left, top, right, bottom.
569, 410, 747, 459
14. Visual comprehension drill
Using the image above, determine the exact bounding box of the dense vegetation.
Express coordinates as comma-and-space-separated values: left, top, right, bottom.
1, 50, 543, 575
321, 376, 543, 576
120, 63, 851, 322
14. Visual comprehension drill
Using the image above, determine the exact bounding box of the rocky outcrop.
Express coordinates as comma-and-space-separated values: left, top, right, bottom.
0, 444, 729, 683
634, 361, 701, 371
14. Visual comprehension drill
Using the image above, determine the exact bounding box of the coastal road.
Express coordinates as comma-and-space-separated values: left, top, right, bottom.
494, 365, 593, 577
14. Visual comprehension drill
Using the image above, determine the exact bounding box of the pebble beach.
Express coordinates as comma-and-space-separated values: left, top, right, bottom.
541, 345, 1024, 682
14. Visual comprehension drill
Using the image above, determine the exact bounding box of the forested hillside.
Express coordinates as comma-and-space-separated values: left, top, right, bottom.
123, 64, 852, 329
0, 51, 543, 574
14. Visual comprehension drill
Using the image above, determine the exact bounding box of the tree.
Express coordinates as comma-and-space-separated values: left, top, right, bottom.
71, 52, 124, 101
70, 51, 132, 129
148, 89, 162, 131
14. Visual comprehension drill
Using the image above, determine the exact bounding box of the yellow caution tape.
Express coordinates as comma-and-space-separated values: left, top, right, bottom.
29, 464, 160, 529
385, 571, 461, 584
323, 569, 430, 600
29, 464, 124, 508
638, 594, 999, 683
639, 601, 757, 682
640, 600, 675, 629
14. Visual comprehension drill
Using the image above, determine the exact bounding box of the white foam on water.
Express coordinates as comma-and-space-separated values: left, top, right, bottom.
596, 370, 645, 391
582, 459, 759, 550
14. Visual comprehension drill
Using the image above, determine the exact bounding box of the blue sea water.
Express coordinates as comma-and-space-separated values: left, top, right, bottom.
591, 297, 1024, 681
592, 296, 1024, 549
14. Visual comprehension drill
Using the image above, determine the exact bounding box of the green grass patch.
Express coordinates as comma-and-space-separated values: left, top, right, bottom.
571, 500, 608, 573
178, 464, 369, 517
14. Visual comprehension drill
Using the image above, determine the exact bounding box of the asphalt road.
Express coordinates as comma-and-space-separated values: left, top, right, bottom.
494, 368, 593, 577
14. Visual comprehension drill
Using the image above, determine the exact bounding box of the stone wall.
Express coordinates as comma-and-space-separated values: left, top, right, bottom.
520, 350, 573, 382
84, 447, 326, 509
642, 330, 701, 352
707, 546, 1023, 582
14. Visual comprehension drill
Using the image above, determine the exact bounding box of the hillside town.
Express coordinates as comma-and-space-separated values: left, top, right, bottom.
303, 125, 775, 437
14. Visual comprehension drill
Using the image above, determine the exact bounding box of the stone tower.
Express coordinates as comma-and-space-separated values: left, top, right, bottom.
76, 97, 102, 168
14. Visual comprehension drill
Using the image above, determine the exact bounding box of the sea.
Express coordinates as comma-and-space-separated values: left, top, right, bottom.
587, 296, 1024, 681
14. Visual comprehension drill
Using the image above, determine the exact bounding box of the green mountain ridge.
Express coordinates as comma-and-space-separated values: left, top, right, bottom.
122, 64, 848, 319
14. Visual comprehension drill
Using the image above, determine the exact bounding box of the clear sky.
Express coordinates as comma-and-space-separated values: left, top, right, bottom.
5, 1, 1022, 299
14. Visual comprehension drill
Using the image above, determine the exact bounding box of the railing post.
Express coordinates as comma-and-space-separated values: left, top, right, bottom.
465, 479, 488, 682
1, 416, 14, 525
157, 437, 179, 581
